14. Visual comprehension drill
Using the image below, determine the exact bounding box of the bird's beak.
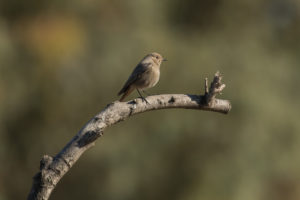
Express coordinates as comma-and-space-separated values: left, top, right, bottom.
162, 58, 167, 62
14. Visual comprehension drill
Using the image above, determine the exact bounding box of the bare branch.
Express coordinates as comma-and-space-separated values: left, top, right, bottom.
27, 72, 231, 200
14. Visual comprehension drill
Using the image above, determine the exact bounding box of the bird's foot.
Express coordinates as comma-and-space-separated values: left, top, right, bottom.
137, 89, 150, 104
141, 97, 150, 104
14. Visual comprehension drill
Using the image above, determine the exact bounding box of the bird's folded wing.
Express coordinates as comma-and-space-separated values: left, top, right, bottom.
118, 62, 152, 95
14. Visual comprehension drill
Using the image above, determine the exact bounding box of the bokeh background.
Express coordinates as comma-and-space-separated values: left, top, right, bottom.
1, 0, 300, 199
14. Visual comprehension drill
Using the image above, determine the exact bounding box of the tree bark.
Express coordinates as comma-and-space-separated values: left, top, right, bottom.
27, 72, 231, 200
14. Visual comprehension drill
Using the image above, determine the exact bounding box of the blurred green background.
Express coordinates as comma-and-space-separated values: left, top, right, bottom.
1, 0, 300, 199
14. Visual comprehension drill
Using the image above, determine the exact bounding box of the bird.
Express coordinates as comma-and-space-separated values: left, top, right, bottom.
118, 52, 167, 103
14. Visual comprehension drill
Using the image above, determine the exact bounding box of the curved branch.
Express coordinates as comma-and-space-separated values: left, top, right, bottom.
27, 72, 231, 200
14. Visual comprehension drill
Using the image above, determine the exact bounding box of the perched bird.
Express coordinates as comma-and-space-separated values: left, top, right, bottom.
118, 52, 167, 102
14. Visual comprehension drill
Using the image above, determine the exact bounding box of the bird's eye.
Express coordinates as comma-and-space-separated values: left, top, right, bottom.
156, 56, 159, 59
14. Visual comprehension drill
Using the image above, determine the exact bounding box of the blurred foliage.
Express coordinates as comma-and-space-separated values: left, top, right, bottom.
0, 0, 300, 199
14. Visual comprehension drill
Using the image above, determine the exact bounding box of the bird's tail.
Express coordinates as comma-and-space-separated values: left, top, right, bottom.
118, 85, 134, 102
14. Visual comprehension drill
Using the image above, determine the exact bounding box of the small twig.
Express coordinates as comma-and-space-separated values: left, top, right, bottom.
205, 78, 209, 95
205, 71, 226, 105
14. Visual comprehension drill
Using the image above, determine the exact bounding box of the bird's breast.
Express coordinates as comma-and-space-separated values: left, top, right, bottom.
149, 68, 160, 87
135, 66, 160, 89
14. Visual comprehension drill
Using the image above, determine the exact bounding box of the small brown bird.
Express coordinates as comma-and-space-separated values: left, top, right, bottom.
118, 52, 167, 102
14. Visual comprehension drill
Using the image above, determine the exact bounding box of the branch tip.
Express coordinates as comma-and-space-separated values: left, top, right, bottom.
215, 71, 221, 77
204, 78, 209, 94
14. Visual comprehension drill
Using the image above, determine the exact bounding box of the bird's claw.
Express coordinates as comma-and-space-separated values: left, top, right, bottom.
141, 97, 150, 104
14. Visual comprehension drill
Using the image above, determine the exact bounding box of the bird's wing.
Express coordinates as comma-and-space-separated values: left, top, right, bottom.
118, 62, 152, 95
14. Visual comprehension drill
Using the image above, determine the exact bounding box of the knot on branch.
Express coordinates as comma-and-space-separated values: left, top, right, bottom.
204, 71, 226, 105
77, 129, 103, 147
40, 155, 53, 170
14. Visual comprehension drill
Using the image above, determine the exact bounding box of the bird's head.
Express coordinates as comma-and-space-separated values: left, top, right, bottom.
143, 52, 167, 67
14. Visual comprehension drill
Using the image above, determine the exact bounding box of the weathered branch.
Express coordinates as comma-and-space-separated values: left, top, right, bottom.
27, 72, 231, 200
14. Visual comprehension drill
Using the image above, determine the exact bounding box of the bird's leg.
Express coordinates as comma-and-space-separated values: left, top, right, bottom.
142, 90, 151, 96
137, 89, 149, 104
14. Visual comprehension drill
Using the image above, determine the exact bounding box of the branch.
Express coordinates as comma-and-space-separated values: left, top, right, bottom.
27, 72, 231, 200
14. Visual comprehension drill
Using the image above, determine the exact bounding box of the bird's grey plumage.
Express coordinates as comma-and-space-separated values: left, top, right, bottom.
117, 62, 152, 96
118, 52, 166, 102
